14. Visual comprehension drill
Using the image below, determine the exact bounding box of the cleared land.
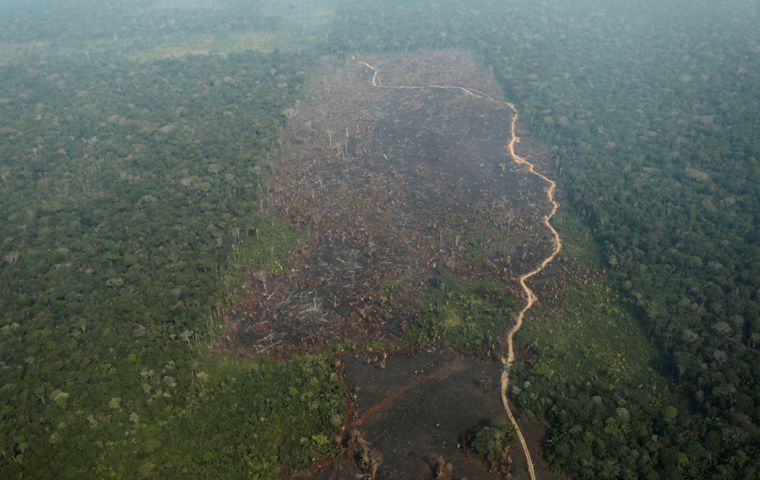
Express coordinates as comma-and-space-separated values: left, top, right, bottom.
222, 52, 553, 356
221, 52, 561, 479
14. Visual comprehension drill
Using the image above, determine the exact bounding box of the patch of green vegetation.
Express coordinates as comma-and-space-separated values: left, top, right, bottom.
413, 273, 515, 354
552, 207, 604, 268
466, 418, 516, 472
224, 218, 300, 288
242, 219, 301, 270
141, 354, 343, 478
516, 280, 671, 395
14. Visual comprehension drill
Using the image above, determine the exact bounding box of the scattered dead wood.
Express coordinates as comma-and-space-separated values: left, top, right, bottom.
220, 53, 557, 358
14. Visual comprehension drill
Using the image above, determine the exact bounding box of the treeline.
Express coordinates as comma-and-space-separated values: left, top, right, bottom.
328, 0, 759, 478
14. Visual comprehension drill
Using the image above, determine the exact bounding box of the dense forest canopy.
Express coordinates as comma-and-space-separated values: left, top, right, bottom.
1, 0, 758, 478
1, 1, 343, 477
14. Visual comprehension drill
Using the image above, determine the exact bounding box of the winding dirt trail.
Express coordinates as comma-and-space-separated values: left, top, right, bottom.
499, 101, 561, 480
358, 58, 562, 480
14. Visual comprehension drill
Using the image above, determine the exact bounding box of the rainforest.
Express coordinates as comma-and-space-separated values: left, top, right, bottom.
1, 1, 758, 479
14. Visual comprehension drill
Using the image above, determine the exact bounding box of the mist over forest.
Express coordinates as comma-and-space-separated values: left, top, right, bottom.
1, 1, 758, 479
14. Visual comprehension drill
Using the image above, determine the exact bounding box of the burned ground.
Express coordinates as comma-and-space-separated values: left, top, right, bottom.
295, 350, 509, 480
221, 53, 554, 356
